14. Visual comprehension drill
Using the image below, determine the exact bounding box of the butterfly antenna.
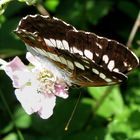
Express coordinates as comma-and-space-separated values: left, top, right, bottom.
65, 91, 82, 131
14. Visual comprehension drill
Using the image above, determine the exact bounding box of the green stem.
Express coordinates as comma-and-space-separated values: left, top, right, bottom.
94, 86, 113, 113
82, 86, 113, 130
126, 10, 140, 48
0, 89, 24, 140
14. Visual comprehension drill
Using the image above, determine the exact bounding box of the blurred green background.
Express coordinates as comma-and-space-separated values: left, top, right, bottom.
0, 0, 140, 140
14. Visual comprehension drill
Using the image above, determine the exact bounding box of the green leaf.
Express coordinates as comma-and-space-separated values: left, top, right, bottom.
44, 0, 59, 12
132, 130, 140, 139
0, 15, 6, 27
18, 0, 37, 5
2, 133, 18, 140
88, 86, 108, 100
0, 48, 25, 58
128, 109, 140, 130
0, 0, 12, 15
0, 123, 14, 135
88, 86, 124, 118
0, 16, 25, 58
118, 1, 139, 19
86, 0, 113, 25
108, 120, 132, 139
14, 106, 31, 128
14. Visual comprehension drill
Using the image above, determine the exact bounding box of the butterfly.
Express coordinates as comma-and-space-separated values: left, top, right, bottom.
14, 14, 139, 87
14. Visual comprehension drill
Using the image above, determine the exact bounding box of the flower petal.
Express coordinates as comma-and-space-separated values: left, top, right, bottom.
26, 52, 41, 67
38, 94, 56, 119
54, 83, 69, 99
1, 57, 32, 88
5, 56, 26, 71
15, 85, 41, 115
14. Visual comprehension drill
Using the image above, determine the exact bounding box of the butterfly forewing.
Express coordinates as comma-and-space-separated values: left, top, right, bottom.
17, 15, 75, 40
15, 14, 139, 87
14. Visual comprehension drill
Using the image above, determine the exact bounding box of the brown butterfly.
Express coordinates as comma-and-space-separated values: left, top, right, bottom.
14, 14, 139, 87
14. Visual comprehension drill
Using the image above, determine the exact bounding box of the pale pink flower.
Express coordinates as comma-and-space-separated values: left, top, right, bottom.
0, 52, 70, 119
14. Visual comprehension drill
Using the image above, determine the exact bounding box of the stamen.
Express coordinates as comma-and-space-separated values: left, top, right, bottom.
37, 69, 57, 94
38, 69, 54, 80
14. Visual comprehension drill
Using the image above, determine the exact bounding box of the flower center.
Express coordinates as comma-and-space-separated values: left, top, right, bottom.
37, 69, 56, 94
37, 69, 55, 82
